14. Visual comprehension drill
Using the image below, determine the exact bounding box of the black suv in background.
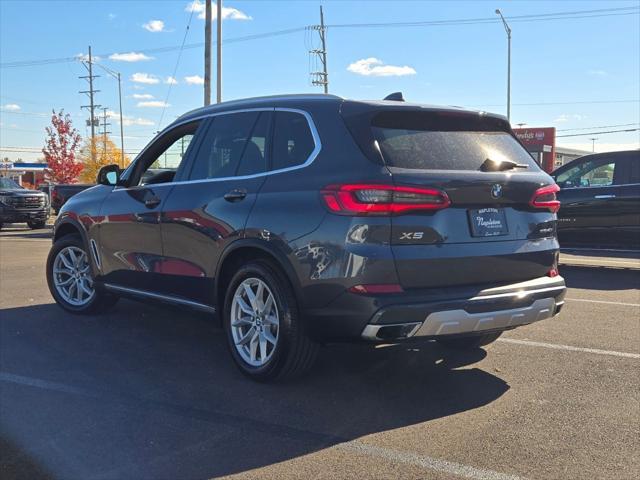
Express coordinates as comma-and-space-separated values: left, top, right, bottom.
0, 177, 49, 229
47, 94, 566, 381
50, 183, 94, 215
552, 150, 640, 248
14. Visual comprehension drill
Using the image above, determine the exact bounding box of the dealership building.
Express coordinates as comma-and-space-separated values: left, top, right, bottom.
513, 127, 590, 172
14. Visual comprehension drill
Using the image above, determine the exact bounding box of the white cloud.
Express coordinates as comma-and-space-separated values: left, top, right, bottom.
186, 0, 251, 20
137, 100, 170, 108
143, 20, 165, 32
184, 75, 205, 85
131, 93, 154, 100
588, 69, 608, 77
107, 110, 155, 127
165, 76, 178, 85
75, 52, 101, 62
347, 57, 416, 77
553, 114, 586, 123
131, 72, 160, 84
110, 52, 153, 62
2, 103, 21, 111
108, 13, 116, 20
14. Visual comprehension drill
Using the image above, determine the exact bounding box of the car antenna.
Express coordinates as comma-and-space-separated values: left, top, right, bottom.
383, 92, 405, 102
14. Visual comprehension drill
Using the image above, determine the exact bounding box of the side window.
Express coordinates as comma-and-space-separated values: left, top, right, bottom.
135, 121, 200, 186
629, 159, 640, 184
189, 112, 269, 180
271, 111, 315, 171
556, 160, 615, 188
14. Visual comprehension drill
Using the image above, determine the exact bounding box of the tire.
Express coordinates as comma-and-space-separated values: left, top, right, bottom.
223, 260, 319, 382
436, 332, 503, 350
46, 234, 118, 314
28, 220, 46, 229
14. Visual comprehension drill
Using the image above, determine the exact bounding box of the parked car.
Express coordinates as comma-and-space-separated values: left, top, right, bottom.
0, 177, 49, 229
50, 183, 94, 215
47, 94, 566, 381
552, 150, 640, 248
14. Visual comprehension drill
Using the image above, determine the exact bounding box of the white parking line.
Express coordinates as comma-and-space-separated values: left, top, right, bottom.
565, 297, 640, 307
339, 441, 524, 480
497, 338, 640, 359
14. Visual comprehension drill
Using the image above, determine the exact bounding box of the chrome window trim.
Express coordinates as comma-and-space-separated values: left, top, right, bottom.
557, 182, 640, 190
115, 107, 321, 191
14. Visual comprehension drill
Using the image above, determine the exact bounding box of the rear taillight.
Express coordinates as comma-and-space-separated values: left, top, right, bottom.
321, 184, 450, 216
530, 184, 560, 213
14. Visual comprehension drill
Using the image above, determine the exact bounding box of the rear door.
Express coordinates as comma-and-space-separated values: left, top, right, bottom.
159, 110, 272, 305
361, 109, 558, 289
97, 121, 202, 290
611, 153, 640, 246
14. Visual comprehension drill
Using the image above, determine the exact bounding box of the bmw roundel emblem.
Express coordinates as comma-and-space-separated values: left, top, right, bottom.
491, 184, 503, 199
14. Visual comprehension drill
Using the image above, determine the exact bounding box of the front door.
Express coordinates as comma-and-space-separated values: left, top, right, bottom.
555, 157, 621, 246
96, 120, 204, 290
160, 110, 273, 305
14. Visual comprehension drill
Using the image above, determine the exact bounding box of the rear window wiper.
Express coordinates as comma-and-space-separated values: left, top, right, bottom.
480, 157, 529, 172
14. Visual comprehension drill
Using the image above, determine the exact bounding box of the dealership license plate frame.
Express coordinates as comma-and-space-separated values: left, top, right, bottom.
468, 207, 509, 237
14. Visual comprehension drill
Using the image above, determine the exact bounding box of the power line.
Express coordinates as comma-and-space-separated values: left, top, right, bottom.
557, 123, 640, 132
326, 6, 639, 28
158, 5, 196, 129
557, 128, 640, 138
2, 6, 638, 69
0, 27, 307, 69
472, 99, 640, 107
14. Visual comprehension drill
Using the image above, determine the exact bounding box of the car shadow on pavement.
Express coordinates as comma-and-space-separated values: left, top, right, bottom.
560, 265, 640, 291
1, 301, 508, 480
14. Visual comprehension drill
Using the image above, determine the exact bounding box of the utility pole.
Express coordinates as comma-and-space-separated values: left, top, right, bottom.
217, 0, 222, 103
495, 9, 511, 122
79, 46, 100, 162
590, 137, 598, 152
204, 0, 212, 106
100, 107, 111, 163
309, 6, 329, 93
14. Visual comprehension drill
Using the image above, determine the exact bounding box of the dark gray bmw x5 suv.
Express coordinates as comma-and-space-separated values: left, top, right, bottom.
47, 94, 566, 381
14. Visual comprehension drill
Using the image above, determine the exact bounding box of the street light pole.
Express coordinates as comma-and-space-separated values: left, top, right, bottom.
590, 137, 598, 152
495, 9, 512, 122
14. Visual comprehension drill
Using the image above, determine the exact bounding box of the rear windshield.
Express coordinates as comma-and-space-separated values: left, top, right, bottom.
371, 111, 538, 171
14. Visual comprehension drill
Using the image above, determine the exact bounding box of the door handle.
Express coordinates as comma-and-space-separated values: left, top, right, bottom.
594, 194, 615, 199
224, 189, 247, 202
144, 197, 161, 208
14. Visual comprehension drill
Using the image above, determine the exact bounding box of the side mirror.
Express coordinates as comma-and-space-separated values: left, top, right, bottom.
97, 164, 121, 186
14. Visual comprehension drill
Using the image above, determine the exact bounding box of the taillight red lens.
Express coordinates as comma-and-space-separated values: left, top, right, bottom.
547, 267, 559, 278
530, 184, 560, 213
321, 184, 451, 216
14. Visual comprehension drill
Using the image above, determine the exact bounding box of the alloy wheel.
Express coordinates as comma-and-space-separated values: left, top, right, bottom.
230, 277, 280, 367
52, 246, 95, 307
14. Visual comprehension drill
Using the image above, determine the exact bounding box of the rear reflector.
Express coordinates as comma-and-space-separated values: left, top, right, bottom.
530, 184, 561, 213
321, 184, 450, 216
547, 267, 559, 278
348, 284, 404, 294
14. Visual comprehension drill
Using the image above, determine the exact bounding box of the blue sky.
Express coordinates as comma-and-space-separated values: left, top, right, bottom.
1, 0, 639, 161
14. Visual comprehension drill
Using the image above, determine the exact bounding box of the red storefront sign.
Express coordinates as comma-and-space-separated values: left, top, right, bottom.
513, 127, 556, 173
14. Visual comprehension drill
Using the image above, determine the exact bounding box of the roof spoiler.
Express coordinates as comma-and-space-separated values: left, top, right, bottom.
383, 92, 405, 102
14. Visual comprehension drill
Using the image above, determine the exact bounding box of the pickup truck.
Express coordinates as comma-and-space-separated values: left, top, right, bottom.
0, 177, 49, 229
51, 183, 93, 214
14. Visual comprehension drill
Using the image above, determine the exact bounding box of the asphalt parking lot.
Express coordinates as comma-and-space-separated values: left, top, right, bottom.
0, 226, 638, 480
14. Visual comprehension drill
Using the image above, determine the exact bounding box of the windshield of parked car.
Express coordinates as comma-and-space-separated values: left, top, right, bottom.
0, 177, 23, 189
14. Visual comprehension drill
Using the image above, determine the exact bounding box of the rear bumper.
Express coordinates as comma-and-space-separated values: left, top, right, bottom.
360, 276, 565, 341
